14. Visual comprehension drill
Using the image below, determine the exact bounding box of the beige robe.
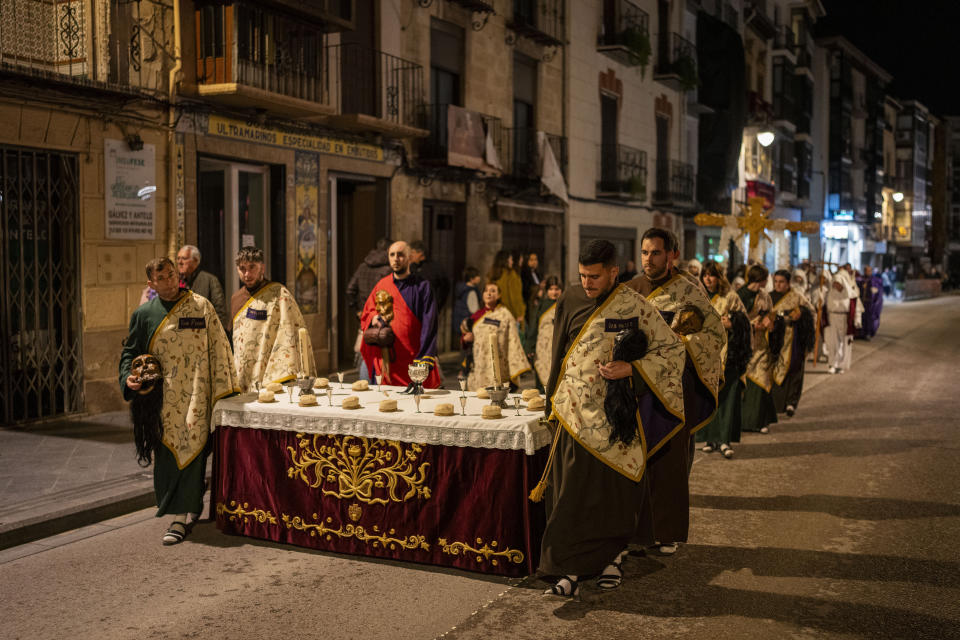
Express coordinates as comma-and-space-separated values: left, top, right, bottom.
550, 285, 685, 480
232, 282, 314, 391
467, 304, 531, 391
743, 289, 775, 392
149, 292, 239, 468
771, 289, 814, 385
533, 302, 557, 386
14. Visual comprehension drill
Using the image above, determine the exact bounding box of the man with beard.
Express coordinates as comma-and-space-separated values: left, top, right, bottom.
120, 257, 238, 545
230, 247, 314, 391
360, 241, 441, 390
770, 270, 816, 417
536, 240, 685, 597
625, 228, 725, 555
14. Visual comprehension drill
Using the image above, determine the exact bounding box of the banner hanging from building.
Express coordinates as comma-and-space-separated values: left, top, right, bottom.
104, 139, 156, 240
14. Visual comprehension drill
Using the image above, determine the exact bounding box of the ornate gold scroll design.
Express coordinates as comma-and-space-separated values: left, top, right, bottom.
282, 512, 430, 552
216, 500, 278, 525
438, 537, 525, 566
286, 434, 432, 505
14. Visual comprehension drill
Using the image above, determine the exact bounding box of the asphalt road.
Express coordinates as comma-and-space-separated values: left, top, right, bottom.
2, 296, 958, 640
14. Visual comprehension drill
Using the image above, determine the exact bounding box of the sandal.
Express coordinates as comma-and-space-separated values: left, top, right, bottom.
596, 560, 623, 590
720, 444, 734, 459
543, 576, 579, 598
162, 521, 187, 546
700, 443, 714, 453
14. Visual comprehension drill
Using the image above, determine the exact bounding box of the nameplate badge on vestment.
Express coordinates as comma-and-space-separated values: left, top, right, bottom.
483, 317, 501, 327
246, 308, 268, 321
604, 317, 638, 332
178, 317, 206, 329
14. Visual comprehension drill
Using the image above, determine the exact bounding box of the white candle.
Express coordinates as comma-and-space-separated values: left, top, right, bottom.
490, 335, 502, 388
298, 328, 311, 376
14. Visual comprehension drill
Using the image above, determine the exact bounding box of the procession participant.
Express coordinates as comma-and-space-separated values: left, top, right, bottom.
461, 282, 531, 391
119, 257, 238, 545
791, 267, 810, 298
823, 271, 860, 374
857, 265, 883, 339
489, 250, 526, 324
230, 247, 313, 391
626, 228, 724, 555
738, 265, 777, 434
360, 241, 441, 390
523, 276, 563, 391
176, 245, 227, 330
769, 270, 816, 417
696, 261, 751, 458
535, 240, 685, 596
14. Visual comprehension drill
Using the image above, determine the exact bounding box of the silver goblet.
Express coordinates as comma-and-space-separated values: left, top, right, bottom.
376, 373, 383, 393
459, 395, 468, 416
326, 388, 333, 407
337, 371, 345, 390
513, 395, 521, 416
407, 362, 430, 396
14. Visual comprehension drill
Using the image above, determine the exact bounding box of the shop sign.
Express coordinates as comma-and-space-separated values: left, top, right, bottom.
105, 139, 156, 239
207, 116, 384, 162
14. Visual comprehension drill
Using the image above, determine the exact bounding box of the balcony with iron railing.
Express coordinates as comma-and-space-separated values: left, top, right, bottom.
596, 144, 647, 201
778, 162, 796, 197
772, 25, 796, 57
418, 104, 503, 170
504, 128, 567, 181
597, 0, 651, 69
507, 0, 564, 47
326, 44, 428, 137
194, 2, 334, 119
1, 0, 170, 95
653, 159, 694, 204
654, 33, 697, 92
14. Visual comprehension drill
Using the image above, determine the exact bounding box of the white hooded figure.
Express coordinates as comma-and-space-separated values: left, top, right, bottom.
791, 268, 809, 297
823, 271, 861, 373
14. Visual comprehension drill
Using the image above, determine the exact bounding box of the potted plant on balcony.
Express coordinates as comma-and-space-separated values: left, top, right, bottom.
675, 51, 698, 91
621, 26, 652, 76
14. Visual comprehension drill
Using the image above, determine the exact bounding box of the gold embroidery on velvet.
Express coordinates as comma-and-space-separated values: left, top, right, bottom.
438, 537, 525, 566
281, 513, 430, 551
286, 434, 432, 504
216, 501, 278, 525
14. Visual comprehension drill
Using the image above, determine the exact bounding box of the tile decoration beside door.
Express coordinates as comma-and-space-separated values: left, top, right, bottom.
295, 152, 319, 314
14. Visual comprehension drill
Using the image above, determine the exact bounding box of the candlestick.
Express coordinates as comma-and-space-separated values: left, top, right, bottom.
490, 336, 502, 388
298, 328, 311, 376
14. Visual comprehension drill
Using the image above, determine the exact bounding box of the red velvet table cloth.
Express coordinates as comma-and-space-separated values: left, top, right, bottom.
214, 426, 547, 576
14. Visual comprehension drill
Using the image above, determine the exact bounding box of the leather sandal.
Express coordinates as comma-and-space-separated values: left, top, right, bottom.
162, 521, 187, 546
544, 576, 579, 598
596, 560, 623, 590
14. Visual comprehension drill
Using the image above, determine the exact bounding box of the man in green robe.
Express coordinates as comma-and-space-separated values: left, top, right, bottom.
120, 257, 239, 545
537, 240, 685, 597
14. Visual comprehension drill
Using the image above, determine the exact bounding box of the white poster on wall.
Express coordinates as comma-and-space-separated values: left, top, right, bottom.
105, 138, 156, 239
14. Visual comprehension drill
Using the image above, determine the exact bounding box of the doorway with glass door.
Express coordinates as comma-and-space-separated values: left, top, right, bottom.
197, 159, 283, 303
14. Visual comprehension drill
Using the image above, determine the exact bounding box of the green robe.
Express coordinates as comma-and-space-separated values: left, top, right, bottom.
120, 291, 239, 516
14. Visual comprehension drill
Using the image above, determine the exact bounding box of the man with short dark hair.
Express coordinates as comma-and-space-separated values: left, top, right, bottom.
119, 257, 238, 545
230, 246, 314, 390
536, 239, 685, 597
625, 228, 725, 555
177, 245, 227, 329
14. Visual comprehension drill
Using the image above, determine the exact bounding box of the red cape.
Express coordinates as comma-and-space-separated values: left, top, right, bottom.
360, 275, 441, 388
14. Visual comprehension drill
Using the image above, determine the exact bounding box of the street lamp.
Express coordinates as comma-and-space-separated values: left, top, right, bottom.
757, 129, 776, 148
892, 191, 904, 203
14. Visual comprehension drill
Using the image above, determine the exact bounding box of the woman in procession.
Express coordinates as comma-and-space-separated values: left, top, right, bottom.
523, 276, 563, 392
460, 282, 531, 391
737, 264, 778, 434
696, 261, 751, 458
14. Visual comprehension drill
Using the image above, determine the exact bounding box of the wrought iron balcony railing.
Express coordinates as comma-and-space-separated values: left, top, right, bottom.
654, 33, 697, 91
327, 43, 425, 133
597, 0, 650, 69
195, 2, 330, 110
504, 128, 567, 180
596, 144, 647, 201
0, 0, 89, 79
653, 159, 694, 204
508, 0, 564, 47
418, 104, 503, 169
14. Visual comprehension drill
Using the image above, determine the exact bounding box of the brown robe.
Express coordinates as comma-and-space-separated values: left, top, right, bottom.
539, 285, 652, 576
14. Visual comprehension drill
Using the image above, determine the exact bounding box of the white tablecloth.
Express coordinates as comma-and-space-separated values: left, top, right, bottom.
211, 385, 552, 455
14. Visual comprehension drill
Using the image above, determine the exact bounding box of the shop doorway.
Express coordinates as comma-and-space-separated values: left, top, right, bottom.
330, 174, 390, 369
0, 146, 83, 424
197, 159, 283, 299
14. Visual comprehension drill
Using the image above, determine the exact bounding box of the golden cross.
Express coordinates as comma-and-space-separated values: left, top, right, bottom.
693, 196, 819, 251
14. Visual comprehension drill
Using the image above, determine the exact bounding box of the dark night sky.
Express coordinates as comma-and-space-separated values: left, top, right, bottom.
817, 1, 960, 116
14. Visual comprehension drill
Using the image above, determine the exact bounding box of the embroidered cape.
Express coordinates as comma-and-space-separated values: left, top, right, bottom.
534, 301, 557, 386
739, 287, 775, 392
150, 292, 239, 468
466, 303, 531, 391
549, 285, 685, 481
771, 288, 814, 385
232, 281, 313, 391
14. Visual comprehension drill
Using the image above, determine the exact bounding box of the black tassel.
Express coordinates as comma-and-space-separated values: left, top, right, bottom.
131, 385, 164, 467
796, 306, 816, 353
726, 310, 753, 379
604, 329, 649, 447
768, 314, 787, 356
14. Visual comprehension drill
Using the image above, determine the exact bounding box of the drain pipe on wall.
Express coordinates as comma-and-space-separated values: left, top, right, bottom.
167, 0, 182, 257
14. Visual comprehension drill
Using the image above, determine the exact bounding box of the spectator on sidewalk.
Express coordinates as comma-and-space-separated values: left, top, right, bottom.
176, 245, 227, 330
410, 240, 450, 310
520, 252, 543, 301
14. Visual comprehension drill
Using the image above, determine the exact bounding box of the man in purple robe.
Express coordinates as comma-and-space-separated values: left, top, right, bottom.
856, 266, 883, 339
